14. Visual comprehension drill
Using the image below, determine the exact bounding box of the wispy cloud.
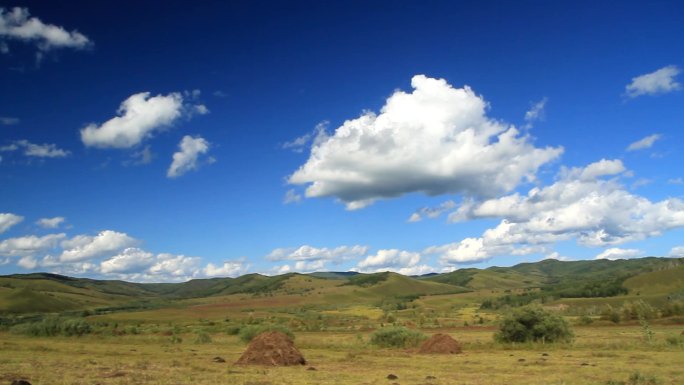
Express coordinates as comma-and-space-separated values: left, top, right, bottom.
0, 140, 69, 158
0, 116, 19, 125
627, 134, 661, 151
36, 216, 66, 229
523, 97, 547, 129
625, 66, 681, 98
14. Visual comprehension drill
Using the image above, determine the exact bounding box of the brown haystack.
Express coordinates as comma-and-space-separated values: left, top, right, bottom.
418, 333, 462, 354
236, 331, 306, 366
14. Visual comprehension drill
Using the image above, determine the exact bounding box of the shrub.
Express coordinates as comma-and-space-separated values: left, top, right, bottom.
238, 324, 294, 343
10, 317, 92, 337
194, 331, 212, 344
370, 326, 426, 348
665, 334, 683, 347
495, 305, 573, 344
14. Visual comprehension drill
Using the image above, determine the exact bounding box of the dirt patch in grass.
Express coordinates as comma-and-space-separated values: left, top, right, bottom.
418, 333, 462, 354
236, 331, 306, 366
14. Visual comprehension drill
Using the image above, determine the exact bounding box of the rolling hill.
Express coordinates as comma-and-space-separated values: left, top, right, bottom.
1, 257, 682, 316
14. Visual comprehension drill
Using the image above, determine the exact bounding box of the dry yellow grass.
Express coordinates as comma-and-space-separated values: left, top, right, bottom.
1, 325, 682, 385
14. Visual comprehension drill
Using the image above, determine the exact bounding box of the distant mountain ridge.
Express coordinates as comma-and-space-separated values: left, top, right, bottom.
1, 257, 682, 315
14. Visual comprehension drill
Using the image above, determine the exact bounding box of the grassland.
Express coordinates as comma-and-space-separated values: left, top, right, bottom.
1, 325, 683, 385
1, 257, 683, 384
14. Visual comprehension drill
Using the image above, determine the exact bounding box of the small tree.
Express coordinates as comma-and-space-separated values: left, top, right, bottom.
495, 305, 573, 344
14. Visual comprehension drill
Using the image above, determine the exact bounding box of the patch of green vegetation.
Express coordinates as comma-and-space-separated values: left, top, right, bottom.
238, 324, 295, 343
10, 316, 92, 337
495, 305, 573, 344
370, 326, 427, 348
343, 272, 391, 287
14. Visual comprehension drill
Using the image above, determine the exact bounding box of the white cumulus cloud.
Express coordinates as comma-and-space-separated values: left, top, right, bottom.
444, 159, 684, 256
60, 230, 138, 262
167, 135, 211, 178
595, 248, 642, 260
288, 75, 563, 210
203, 260, 248, 277
267, 245, 367, 263
668, 246, 684, 257
627, 134, 661, 151
625, 66, 681, 98
36, 216, 65, 229
0, 7, 91, 52
0, 233, 65, 257
0, 213, 23, 233
17, 255, 38, 269
81, 92, 204, 149
100, 247, 155, 274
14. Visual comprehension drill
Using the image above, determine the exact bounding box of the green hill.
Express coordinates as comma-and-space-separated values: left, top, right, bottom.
1, 257, 682, 316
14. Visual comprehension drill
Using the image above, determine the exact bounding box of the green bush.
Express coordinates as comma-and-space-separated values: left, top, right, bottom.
194, 331, 212, 344
495, 305, 573, 344
10, 317, 92, 337
238, 324, 294, 343
370, 326, 426, 348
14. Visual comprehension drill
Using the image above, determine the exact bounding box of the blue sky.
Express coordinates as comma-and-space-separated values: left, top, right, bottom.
1, 0, 683, 282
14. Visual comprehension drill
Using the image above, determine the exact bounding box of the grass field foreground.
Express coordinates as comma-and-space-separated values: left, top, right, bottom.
1, 325, 683, 385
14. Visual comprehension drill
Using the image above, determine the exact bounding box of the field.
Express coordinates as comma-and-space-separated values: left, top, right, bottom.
1, 325, 683, 385
1, 258, 683, 385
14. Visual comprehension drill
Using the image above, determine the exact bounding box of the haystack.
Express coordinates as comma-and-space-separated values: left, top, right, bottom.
418, 333, 462, 354
236, 331, 306, 366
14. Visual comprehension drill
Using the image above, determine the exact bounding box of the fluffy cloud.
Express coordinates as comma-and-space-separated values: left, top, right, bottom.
627, 134, 661, 151
36, 216, 65, 229
0, 213, 23, 233
356, 249, 419, 270
595, 248, 642, 260
87, 248, 203, 281
268, 245, 367, 274
353, 249, 435, 275
275, 260, 327, 274
0, 233, 65, 257
99, 247, 155, 274
203, 260, 248, 277
167, 135, 211, 178
625, 66, 681, 98
421, 238, 545, 266
408, 200, 455, 222
81, 92, 205, 149
148, 253, 201, 280
446, 159, 684, 255
288, 75, 563, 210
0, 7, 91, 52
60, 230, 138, 262
267, 245, 368, 263
669, 246, 684, 257
17, 255, 38, 269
